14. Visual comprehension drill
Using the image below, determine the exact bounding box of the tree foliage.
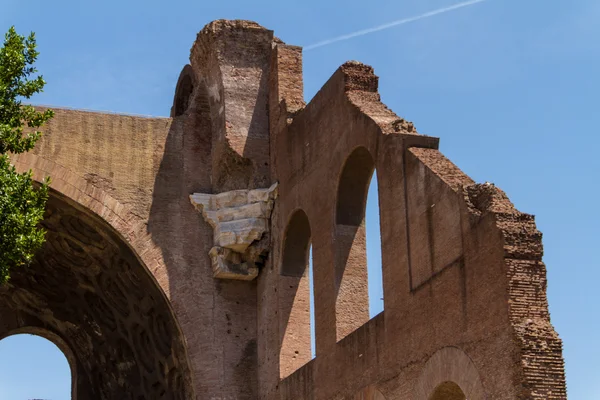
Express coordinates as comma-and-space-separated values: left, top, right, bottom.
0, 26, 53, 284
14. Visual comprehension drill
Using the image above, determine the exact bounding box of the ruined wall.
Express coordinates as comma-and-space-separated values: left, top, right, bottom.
12, 20, 282, 400
5, 19, 567, 400
259, 48, 567, 399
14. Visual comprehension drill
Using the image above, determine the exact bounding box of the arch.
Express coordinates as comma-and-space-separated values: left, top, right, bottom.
3, 153, 196, 399
429, 381, 466, 400
281, 209, 312, 277
169, 64, 216, 192
279, 209, 314, 378
335, 146, 376, 341
415, 346, 485, 400
0, 328, 77, 399
172, 64, 196, 117
336, 147, 375, 226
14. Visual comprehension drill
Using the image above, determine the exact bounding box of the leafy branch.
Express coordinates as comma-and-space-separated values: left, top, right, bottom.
0, 26, 53, 283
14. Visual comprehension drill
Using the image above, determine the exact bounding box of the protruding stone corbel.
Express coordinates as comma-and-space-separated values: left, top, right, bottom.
190, 183, 278, 280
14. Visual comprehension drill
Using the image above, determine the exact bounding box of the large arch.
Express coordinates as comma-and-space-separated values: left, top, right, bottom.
414, 346, 485, 400
1, 153, 195, 399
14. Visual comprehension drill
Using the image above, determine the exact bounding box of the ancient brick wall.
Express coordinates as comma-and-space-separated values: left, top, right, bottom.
260, 33, 566, 399
29, 108, 171, 219
1, 19, 567, 399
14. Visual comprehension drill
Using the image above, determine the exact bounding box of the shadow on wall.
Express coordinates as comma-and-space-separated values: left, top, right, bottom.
279, 209, 314, 379
148, 24, 290, 395
226, 60, 271, 191
277, 146, 385, 378
146, 67, 261, 399
208, 38, 272, 193
429, 382, 467, 400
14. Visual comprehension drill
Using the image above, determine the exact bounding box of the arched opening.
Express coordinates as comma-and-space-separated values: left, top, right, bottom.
416, 347, 484, 400
172, 65, 195, 117
308, 245, 316, 359
0, 190, 194, 398
429, 381, 466, 400
279, 209, 314, 378
0, 333, 73, 399
169, 64, 216, 193
366, 170, 384, 317
335, 147, 383, 341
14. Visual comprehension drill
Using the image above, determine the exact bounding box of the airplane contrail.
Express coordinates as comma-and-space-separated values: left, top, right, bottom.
304, 0, 487, 51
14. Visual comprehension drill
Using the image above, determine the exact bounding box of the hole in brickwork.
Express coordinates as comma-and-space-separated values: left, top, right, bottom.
280, 209, 315, 379
366, 170, 384, 318
174, 74, 194, 117
429, 381, 466, 400
0, 334, 73, 399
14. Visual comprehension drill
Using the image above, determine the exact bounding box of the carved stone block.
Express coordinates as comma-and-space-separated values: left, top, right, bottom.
190, 183, 278, 280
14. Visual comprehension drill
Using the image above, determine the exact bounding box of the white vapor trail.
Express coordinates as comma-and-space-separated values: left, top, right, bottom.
304, 0, 487, 51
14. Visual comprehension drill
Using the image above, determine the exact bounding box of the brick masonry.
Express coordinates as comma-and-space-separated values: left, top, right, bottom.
0, 19, 566, 399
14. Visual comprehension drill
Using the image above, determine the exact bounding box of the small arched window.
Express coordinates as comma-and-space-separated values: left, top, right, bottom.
279, 209, 314, 378
172, 65, 196, 117
335, 146, 383, 341
281, 210, 311, 278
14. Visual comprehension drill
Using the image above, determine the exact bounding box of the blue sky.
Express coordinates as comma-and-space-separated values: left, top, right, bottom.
1, 0, 598, 398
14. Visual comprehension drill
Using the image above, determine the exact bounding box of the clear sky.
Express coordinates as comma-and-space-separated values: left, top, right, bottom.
1, 0, 598, 398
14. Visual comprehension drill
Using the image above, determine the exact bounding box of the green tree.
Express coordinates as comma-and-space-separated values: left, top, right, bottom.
0, 26, 54, 284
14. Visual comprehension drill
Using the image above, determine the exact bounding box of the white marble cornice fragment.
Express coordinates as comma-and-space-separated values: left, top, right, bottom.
190, 182, 278, 280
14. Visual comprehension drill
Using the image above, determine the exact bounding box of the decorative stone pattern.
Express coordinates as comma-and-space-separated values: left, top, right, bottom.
190, 183, 278, 280
0, 193, 193, 399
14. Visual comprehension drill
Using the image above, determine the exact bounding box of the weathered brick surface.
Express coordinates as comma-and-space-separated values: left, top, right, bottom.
0, 19, 566, 399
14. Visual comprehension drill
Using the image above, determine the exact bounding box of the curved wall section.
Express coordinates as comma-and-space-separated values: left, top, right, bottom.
0, 190, 194, 399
